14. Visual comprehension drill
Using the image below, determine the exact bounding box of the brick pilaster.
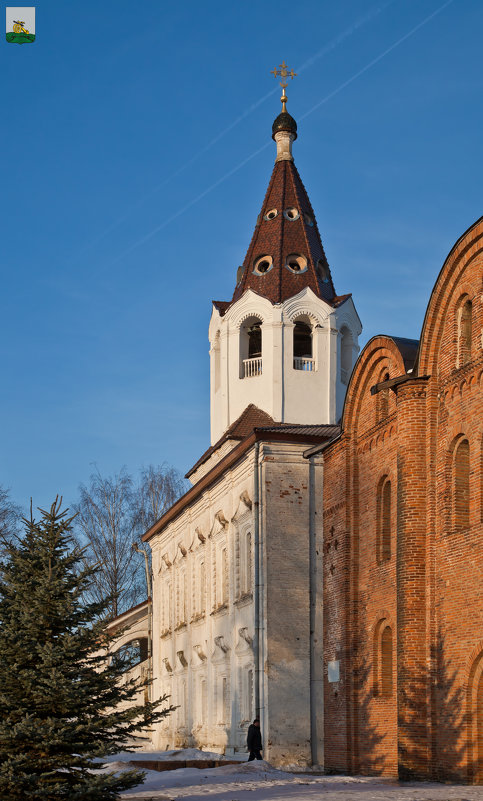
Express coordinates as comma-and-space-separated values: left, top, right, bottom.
396, 378, 430, 779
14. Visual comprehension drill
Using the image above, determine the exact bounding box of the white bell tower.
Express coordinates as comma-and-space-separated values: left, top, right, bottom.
208, 100, 361, 444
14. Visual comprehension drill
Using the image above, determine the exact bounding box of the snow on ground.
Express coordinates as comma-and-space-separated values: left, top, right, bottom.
102, 747, 244, 763
97, 750, 483, 801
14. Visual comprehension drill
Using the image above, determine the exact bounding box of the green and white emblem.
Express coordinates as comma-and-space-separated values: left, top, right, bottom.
6, 7, 35, 44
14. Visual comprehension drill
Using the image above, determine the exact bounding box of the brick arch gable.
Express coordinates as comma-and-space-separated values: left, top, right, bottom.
418, 215, 483, 377
341, 336, 407, 438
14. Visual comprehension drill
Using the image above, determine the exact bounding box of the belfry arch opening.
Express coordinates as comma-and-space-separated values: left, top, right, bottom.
340, 326, 353, 385
293, 317, 315, 371
240, 316, 263, 378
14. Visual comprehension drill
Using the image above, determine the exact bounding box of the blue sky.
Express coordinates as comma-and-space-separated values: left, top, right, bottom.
1, 0, 482, 511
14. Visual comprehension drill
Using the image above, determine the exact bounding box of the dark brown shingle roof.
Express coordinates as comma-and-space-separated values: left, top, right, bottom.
186, 404, 274, 478
186, 404, 340, 479
145, 415, 339, 542
214, 157, 346, 316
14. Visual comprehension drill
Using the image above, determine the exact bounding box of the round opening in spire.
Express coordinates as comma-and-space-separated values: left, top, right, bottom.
284, 207, 299, 221
253, 255, 273, 275
264, 208, 278, 221
317, 259, 330, 283
285, 254, 307, 274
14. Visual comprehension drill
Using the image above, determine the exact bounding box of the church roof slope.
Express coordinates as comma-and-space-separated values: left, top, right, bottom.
144, 418, 339, 543
185, 404, 274, 478
212, 101, 349, 317
390, 336, 420, 372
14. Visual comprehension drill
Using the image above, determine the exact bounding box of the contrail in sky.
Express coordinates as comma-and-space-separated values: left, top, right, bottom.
299, 0, 454, 123
105, 0, 454, 269
71, 1, 395, 262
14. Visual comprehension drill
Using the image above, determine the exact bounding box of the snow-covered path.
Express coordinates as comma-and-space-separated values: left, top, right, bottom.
100, 750, 483, 800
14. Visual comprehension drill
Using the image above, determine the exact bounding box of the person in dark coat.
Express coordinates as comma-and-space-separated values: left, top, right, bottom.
247, 717, 262, 761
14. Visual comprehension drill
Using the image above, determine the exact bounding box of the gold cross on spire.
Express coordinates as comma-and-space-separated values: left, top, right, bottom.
271, 60, 297, 112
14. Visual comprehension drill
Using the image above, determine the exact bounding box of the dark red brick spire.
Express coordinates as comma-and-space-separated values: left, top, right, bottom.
230, 152, 336, 306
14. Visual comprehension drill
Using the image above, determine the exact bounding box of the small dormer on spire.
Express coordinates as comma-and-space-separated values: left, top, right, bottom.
271, 60, 297, 162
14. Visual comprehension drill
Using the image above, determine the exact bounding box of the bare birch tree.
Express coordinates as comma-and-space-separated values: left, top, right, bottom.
135, 464, 187, 532
73, 464, 187, 619
73, 468, 141, 619
0, 485, 21, 558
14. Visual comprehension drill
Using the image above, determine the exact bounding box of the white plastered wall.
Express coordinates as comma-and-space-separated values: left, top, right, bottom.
150, 451, 256, 754
149, 438, 325, 768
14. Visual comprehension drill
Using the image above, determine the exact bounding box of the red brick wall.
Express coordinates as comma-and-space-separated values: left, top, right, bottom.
323, 217, 483, 782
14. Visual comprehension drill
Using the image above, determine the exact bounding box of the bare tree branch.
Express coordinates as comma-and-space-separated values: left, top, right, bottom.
135, 463, 188, 532
0, 485, 22, 558
73, 464, 187, 619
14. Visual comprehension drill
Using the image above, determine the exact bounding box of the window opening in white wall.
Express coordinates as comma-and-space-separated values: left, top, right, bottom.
199, 559, 205, 615
219, 676, 230, 724
237, 528, 252, 597
201, 678, 207, 724
221, 546, 228, 605
293, 320, 314, 371
240, 317, 263, 378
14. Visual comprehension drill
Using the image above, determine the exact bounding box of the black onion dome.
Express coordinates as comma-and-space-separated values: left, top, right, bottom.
272, 111, 297, 140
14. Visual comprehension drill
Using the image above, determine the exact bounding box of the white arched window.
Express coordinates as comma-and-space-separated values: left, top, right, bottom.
293, 317, 315, 371
239, 316, 263, 378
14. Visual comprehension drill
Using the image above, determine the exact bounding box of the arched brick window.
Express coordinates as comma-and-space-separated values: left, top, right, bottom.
457, 297, 472, 366
381, 626, 393, 696
376, 371, 390, 423
478, 671, 483, 781
467, 649, 483, 783
373, 619, 393, 697
453, 438, 470, 530
376, 475, 392, 562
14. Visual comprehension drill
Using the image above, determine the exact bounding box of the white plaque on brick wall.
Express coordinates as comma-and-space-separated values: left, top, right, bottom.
328, 659, 340, 683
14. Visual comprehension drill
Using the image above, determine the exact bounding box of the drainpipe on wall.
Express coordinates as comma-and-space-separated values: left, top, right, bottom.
308, 456, 318, 766
253, 441, 261, 719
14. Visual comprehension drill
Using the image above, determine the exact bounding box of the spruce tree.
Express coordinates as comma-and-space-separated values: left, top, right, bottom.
0, 499, 173, 800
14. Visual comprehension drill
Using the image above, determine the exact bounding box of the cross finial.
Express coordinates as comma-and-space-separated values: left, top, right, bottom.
271, 60, 297, 112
